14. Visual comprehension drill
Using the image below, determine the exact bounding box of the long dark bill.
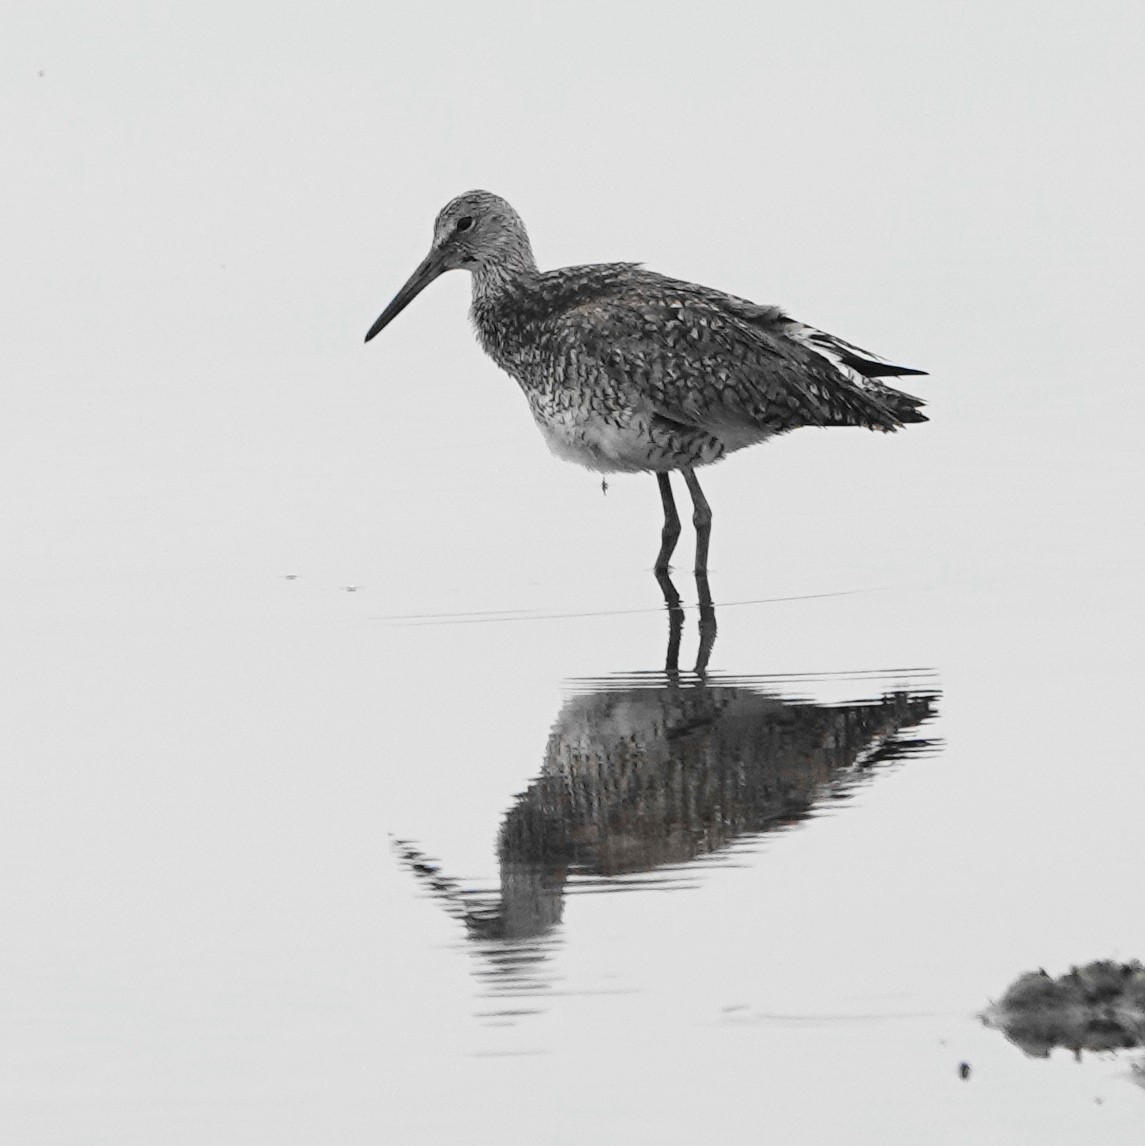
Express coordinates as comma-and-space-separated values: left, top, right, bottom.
364, 248, 448, 343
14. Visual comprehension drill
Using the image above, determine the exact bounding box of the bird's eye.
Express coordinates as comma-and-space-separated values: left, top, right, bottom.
456, 216, 474, 232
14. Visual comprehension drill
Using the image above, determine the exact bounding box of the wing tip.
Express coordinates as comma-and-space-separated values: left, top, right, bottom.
839, 351, 928, 379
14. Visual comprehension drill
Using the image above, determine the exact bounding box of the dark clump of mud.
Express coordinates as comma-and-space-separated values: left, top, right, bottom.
983, 960, 1145, 1058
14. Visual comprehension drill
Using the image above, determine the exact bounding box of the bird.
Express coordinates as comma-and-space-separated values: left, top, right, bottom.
365, 191, 927, 575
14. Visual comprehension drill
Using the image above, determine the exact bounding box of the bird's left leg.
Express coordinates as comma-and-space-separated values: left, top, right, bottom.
654, 472, 681, 574
682, 467, 713, 575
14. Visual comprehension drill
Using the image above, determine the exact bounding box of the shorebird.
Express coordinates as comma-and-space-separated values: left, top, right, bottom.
365, 191, 926, 574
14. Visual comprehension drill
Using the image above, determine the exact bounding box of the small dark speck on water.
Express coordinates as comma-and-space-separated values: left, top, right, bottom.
344, 585, 359, 593
958, 1062, 971, 1080
284, 574, 299, 580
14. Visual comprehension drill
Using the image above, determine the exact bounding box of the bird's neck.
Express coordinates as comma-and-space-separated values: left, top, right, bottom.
469, 258, 540, 367
469, 252, 539, 362
470, 248, 538, 306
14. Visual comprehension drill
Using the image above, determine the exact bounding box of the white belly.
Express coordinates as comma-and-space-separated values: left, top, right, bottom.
531, 407, 735, 474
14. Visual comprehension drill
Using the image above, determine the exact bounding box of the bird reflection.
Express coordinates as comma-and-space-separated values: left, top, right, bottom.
395, 578, 937, 1013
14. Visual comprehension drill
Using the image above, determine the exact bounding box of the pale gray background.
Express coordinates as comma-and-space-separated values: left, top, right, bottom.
3, 2, 1144, 1143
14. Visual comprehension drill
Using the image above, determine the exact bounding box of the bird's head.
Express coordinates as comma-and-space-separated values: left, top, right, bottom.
365, 190, 534, 342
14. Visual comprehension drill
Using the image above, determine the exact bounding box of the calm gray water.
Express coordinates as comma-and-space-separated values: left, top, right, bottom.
5, 455, 1143, 1142
4, 4, 1144, 1142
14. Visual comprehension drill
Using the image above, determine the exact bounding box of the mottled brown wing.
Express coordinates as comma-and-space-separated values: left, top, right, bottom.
554, 291, 840, 435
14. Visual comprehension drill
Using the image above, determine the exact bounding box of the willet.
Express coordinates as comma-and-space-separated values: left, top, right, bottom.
365, 191, 926, 574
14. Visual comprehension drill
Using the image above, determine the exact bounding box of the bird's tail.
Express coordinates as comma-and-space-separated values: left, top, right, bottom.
791, 323, 928, 430
809, 374, 927, 431
868, 381, 928, 426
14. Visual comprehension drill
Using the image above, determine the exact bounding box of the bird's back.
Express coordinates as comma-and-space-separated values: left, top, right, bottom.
475, 263, 925, 432
469, 262, 925, 474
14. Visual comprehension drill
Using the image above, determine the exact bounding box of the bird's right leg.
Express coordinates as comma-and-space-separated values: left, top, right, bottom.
654, 472, 681, 574
681, 467, 712, 575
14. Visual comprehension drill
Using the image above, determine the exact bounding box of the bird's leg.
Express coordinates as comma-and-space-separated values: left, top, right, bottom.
654, 472, 681, 574
681, 467, 713, 575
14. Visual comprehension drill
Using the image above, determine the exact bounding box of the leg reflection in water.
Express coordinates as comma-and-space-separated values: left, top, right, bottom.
655, 567, 717, 676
